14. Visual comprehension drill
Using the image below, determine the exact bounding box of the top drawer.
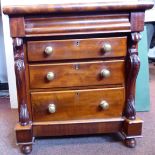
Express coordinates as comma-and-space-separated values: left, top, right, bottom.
27, 37, 127, 62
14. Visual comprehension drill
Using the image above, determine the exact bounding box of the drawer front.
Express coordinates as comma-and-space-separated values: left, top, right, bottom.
31, 87, 125, 122
29, 60, 125, 89
25, 14, 130, 37
27, 37, 127, 61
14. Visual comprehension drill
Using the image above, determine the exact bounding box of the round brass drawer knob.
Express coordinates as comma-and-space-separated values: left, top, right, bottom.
102, 43, 112, 53
44, 46, 53, 55
48, 103, 56, 113
101, 69, 111, 78
46, 72, 55, 81
100, 100, 109, 110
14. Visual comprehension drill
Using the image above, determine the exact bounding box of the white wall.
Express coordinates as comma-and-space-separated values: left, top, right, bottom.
145, 7, 155, 22
1, 1, 17, 108
0, 14, 7, 83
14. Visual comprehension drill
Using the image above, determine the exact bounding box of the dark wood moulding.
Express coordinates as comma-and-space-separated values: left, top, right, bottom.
3, 1, 154, 15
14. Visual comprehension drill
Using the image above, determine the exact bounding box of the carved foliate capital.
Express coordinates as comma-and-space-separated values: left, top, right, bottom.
131, 32, 142, 49
131, 33, 142, 43
13, 38, 23, 49
13, 38, 24, 60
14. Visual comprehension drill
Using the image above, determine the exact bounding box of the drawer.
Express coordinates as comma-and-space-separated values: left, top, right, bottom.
31, 87, 125, 122
29, 60, 125, 89
27, 37, 127, 61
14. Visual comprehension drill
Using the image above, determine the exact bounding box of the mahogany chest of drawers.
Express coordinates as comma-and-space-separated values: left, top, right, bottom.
3, 1, 153, 154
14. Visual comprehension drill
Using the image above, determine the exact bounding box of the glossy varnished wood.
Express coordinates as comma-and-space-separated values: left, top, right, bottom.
122, 118, 143, 148
13, 38, 30, 126
125, 33, 141, 120
29, 60, 125, 89
15, 123, 33, 154
3, 1, 154, 15
31, 87, 125, 122
7, 12, 146, 38
15, 124, 33, 143
122, 118, 143, 137
33, 119, 123, 137
130, 12, 145, 32
27, 37, 127, 61
25, 14, 130, 37
10, 17, 25, 37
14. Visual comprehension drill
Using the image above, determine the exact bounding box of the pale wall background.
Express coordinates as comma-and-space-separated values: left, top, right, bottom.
0, 0, 155, 108
0, 14, 7, 83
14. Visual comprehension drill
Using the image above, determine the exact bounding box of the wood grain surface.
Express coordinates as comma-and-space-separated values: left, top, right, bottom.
33, 120, 123, 137
3, 1, 154, 15
24, 14, 130, 37
31, 87, 125, 122
27, 37, 127, 61
29, 60, 125, 89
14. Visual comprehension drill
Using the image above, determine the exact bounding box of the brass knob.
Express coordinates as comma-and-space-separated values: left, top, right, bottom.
102, 43, 112, 53
101, 69, 110, 78
48, 103, 56, 113
46, 72, 55, 81
100, 100, 109, 110
44, 46, 53, 55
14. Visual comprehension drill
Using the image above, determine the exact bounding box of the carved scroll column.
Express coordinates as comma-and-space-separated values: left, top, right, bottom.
125, 33, 141, 120
13, 38, 30, 126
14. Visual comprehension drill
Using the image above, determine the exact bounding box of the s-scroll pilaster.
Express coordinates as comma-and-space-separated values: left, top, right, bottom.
13, 38, 30, 126
125, 33, 141, 120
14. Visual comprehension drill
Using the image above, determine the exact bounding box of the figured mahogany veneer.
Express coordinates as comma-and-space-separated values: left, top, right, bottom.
27, 37, 127, 61
25, 14, 130, 37
3, 1, 153, 15
33, 119, 124, 137
31, 87, 125, 122
3, 1, 154, 154
29, 60, 125, 89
